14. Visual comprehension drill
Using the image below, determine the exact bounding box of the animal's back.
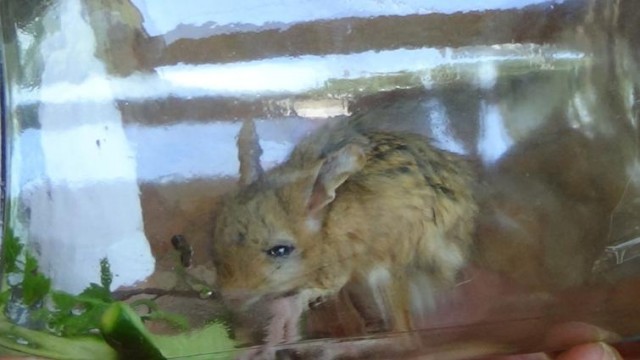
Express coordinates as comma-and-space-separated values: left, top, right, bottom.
288, 120, 477, 285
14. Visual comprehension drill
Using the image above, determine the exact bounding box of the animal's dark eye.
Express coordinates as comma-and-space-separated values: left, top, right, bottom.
266, 245, 295, 258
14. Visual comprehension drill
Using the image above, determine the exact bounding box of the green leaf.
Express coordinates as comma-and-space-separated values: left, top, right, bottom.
47, 286, 112, 337
1, 228, 23, 274
22, 254, 51, 306
0, 290, 10, 305
32, 260, 113, 337
100, 258, 112, 290
51, 291, 78, 313
59, 306, 108, 337
24, 252, 38, 274
80, 283, 112, 303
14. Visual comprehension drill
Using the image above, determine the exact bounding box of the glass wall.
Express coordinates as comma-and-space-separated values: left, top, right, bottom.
1, 0, 639, 358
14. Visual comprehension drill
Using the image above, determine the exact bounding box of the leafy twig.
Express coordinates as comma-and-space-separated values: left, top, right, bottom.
112, 288, 217, 301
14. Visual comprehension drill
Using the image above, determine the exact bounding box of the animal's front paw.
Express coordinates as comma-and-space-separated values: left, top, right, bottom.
265, 295, 306, 344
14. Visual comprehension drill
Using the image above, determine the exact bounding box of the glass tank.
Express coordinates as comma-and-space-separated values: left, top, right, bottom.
1, 0, 640, 359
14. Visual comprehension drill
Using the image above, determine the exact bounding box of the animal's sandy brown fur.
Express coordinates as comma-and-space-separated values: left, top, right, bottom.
211, 116, 477, 332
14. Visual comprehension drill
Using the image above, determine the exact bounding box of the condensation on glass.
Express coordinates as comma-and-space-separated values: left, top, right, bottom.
1, 0, 640, 359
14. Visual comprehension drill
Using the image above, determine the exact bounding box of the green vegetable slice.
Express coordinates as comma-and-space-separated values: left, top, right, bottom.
100, 302, 166, 360
100, 302, 238, 360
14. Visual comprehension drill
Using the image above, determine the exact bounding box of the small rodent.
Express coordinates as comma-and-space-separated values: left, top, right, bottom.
210, 115, 478, 349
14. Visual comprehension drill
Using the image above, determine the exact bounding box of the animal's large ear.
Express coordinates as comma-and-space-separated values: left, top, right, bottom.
306, 144, 366, 213
237, 119, 263, 186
